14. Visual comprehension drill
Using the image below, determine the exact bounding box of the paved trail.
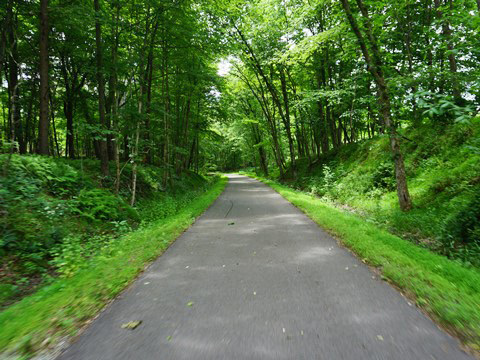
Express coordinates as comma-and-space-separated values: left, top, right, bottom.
58, 175, 472, 360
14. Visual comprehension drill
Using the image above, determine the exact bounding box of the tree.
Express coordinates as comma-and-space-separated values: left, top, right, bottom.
38, 0, 49, 155
94, 0, 109, 176
339, 0, 412, 211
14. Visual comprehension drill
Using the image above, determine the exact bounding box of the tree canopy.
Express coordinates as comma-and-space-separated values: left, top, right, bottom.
1, 0, 479, 208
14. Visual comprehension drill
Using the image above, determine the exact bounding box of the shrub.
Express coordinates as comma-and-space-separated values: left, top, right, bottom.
49, 234, 114, 277
0, 284, 18, 304
443, 187, 480, 246
72, 189, 138, 223
371, 161, 396, 191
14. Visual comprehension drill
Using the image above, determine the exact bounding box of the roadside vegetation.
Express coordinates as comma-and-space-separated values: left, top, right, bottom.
0, 170, 226, 357
263, 120, 480, 267
0, 154, 217, 307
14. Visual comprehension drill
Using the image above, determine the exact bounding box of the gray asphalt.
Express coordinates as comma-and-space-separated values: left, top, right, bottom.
57, 174, 472, 360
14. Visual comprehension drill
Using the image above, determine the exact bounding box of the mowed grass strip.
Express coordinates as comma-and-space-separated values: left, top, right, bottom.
0, 177, 227, 356
246, 174, 480, 350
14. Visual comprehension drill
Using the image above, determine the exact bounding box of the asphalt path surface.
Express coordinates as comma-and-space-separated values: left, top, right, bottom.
58, 174, 472, 360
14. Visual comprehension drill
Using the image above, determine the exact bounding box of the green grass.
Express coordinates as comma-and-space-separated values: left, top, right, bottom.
273, 121, 480, 265
0, 176, 227, 357
244, 173, 480, 350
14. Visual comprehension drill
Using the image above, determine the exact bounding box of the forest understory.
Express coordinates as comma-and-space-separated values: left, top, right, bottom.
0, 154, 220, 308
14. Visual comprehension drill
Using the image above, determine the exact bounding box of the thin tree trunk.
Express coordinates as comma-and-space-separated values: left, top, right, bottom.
38, 0, 49, 155
434, 0, 462, 104
279, 66, 296, 176
24, 82, 36, 153
94, 0, 109, 176
162, 37, 170, 188
51, 98, 60, 157
8, 10, 25, 154
130, 122, 140, 206
111, 3, 121, 194
131, 80, 143, 204
144, 18, 159, 164
64, 99, 75, 158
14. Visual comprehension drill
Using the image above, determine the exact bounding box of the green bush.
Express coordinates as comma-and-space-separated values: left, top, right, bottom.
443, 187, 480, 246
73, 189, 139, 222
0, 284, 18, 304
371, 161, 396, 191
49, 234, 115, 277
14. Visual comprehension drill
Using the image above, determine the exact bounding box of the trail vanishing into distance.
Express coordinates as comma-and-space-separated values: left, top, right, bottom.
57, 175, 472, 360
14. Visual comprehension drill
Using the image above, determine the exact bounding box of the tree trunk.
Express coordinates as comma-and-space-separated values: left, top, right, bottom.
251, 123, 268, 176
51, 97, 60, 157
434, 0, 462, 104
0, 0, 13, 82
110, 3, 121, 194
340, 0, 412, 211
64, 98, 75, 158
25, 83, 36, 153
315, 52, 329, 153
279, 66, 296, 176
94, 0, 109, 176
38, 0, 49, 155
131, 118, 141, 206
162, 36, 171, 188
144, 18, 159, 165
7, 10, 25, 154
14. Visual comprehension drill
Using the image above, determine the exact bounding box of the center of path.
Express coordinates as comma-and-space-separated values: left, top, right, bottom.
58, 175, 472, 360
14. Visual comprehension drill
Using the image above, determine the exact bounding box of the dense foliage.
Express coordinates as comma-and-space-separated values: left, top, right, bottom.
1, 0, 226, 189
0, 154, 213, 306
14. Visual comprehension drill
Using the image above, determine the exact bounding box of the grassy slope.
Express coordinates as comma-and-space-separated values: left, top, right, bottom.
282, 121, 480, 263
0, 176, 227, 356
245, 173, 480, 350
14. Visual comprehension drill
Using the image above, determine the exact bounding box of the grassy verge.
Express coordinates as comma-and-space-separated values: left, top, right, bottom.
0, 176, 227, 357
243, 173, 480, 350
267, 122, 480, 265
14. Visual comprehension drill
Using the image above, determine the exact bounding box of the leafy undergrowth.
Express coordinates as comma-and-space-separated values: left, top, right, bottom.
246, 173, 480, 350
0, 176, 227, 358
271, 120, 480, 266
0, 154, 208, 307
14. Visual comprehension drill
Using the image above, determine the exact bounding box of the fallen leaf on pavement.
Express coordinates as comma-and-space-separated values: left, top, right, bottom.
121, 321, 142, 330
